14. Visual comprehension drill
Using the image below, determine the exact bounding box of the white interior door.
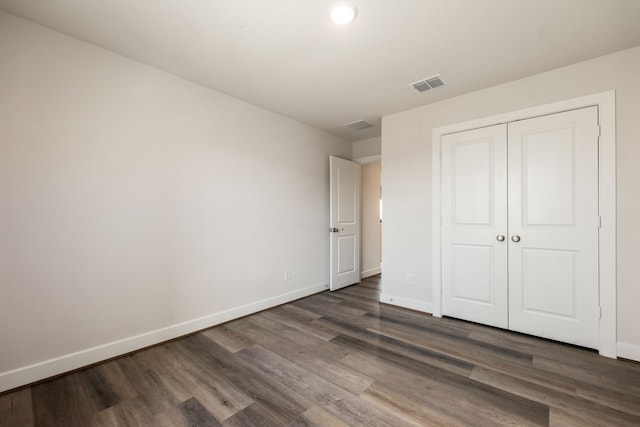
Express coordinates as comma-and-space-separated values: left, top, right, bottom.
330, 156, 361, 291
507, 106, 600, 348
440, 107, 600, 349
441, 125, 508, 328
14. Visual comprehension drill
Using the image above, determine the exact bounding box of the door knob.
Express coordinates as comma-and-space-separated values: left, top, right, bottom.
496, 235, 505, 242
329, 227, 340, 233
511, 235, 521, 242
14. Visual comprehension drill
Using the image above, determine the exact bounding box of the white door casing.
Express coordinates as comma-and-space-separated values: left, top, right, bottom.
330, 156, 361, 291
433, 91, 616, 357
441, 125, 508, 328
508, 107, 600, 348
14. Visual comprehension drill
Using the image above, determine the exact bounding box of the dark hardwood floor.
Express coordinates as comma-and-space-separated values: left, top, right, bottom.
2, 275, 640, 426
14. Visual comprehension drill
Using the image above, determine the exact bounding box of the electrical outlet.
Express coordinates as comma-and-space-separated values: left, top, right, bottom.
284, 269, 292, 280
407, 273, 414, 286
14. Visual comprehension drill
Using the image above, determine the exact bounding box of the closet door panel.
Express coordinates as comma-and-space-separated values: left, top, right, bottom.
507, 106, 600, 349
441, 125, 508, 329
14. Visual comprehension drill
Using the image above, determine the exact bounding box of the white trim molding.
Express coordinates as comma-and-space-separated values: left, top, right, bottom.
432, 91, 617, 358
380, 293, 433, 314
617, 342, 640, 362
361, 266, 381, 279
0, 282, 328, 393
353, 154, 381, 164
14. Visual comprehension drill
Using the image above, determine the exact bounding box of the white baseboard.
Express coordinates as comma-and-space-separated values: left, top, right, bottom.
379, 293, 433, 314
0, 282, 327, 393
361, 266, 381, 279
617, 342, 640, 362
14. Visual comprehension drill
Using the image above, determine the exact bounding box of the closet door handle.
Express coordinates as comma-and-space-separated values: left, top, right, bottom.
496, 235, 505, 242
511, 235, 521, 243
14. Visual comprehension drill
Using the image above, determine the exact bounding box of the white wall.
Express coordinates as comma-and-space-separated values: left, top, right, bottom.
360, 162, 381, 278
0, 11, 351, 392
352, 136, 381, 160
381, 45, 640, 360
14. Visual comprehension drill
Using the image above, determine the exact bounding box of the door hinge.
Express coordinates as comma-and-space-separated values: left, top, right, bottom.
598, 216, 602, 229
599, 306, 602, 319
591, 125, 601, 140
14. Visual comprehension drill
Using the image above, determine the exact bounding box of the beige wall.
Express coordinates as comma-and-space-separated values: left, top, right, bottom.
0, 12, 351, 391
381, 45, 640, 360
360, 161, 381, 277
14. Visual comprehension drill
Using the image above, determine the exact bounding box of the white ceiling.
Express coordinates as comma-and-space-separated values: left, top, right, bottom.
2, 0, 640, 141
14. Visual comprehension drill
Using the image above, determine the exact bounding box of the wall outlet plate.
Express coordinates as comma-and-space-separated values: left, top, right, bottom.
407, 273, 414, 286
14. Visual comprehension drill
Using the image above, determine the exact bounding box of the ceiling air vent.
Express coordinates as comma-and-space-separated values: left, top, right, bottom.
343, 119, 373, 131
411, 74, 446, 92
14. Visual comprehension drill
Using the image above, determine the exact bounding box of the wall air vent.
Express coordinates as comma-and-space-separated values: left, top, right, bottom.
411, 74, 446, 92
343, 119, 373, 131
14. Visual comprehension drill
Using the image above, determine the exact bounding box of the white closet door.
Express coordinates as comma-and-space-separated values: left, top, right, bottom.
441, 125, 508, 328
507, 106, 600, 348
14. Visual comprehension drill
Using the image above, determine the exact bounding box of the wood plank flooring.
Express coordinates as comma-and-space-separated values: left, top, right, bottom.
2, 275, 640, 426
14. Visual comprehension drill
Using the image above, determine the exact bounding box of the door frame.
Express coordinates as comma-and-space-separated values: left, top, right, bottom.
431, 91, 616, 358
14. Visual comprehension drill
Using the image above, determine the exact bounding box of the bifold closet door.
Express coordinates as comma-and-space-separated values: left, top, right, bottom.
507, 106, 600, 349
441, 124, 508, 329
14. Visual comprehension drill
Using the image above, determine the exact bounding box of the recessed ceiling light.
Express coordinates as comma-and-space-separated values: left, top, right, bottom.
331, 2, 358, 25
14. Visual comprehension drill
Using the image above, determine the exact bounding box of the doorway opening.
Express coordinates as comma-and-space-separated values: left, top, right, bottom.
360, 160, 382, 279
